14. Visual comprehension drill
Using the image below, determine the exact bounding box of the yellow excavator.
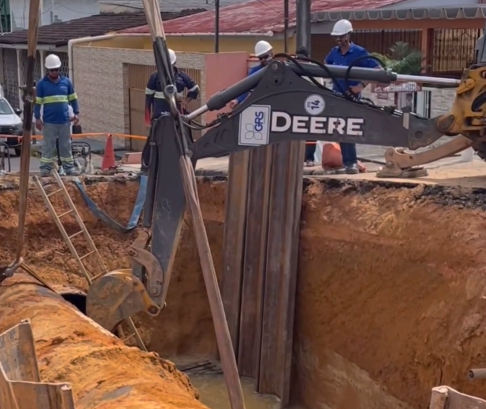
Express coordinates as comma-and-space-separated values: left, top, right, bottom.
2, 0, 486, 406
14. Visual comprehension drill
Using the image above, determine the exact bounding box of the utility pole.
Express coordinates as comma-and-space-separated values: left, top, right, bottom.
215, 0, 220, 52
283, 0, 289, 52
296, 0, 311, 53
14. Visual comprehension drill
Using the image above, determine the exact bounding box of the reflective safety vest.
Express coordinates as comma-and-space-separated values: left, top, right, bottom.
34, 75, 79, 125
145, 68, 199, 120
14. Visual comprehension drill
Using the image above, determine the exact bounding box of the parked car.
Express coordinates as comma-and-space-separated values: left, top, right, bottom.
0, 97, 23, 156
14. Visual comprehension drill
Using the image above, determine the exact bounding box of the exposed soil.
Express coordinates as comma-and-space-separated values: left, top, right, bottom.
293, 178, 486, 408
0, 176, 226, 360
3, 174, 486, 408
0, 273, 204, 409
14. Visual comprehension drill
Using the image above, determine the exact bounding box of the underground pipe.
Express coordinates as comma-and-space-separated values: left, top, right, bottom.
468, 368, 486, 380
0, 273, 205, 409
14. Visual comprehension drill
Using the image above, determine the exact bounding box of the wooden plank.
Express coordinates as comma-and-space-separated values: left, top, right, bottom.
237, 146, 273, 378
257, 141, 304, 408
0, 320, 76, 409
221, 150, 250, 352
0, 319, 40, 383
429, 385, 486, 408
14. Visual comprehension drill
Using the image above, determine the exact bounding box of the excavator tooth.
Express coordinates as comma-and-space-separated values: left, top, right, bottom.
376, 136, 473, 179
377, 163, 428, 179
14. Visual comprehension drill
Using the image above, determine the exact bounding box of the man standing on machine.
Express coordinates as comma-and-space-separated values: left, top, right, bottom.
141, 48, 200, 174
325, 19, 379, 175
34, 54, 80, 177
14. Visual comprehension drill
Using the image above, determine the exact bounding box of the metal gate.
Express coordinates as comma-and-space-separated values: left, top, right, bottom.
2, 48, 18, 107
127, 63, 202, 151
19, 50, 43, 86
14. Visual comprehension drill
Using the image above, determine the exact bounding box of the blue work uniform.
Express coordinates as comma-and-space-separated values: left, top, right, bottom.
144, 68, 199, 121
236, 64, 265, 104
34, 75, 79, 174
324, 43, 379, 167
141, 68, 199, 173
34, 75, 79, 124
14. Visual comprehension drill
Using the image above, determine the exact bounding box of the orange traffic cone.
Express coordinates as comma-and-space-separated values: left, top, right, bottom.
101, 134, 116, 171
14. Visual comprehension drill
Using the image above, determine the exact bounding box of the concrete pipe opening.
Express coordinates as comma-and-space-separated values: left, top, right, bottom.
60, 291, 87, 315
54, 285, 87, 315
58, 286, 126, 340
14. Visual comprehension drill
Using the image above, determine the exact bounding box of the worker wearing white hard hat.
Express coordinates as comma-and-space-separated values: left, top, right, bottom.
324, 19, 380, 174
141, 48, 200, 173
229, 40, 274, 109
34, 54, 80, 176
168, 48, 177, 65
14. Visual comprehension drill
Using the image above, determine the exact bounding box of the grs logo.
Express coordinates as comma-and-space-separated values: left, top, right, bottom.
238, 105, 271, 146
244, 110, 265, 141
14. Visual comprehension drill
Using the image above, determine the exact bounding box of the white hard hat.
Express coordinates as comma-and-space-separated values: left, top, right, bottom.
331, 19, 353, 36
168, 49, 176, 65
254, 40, 272, 57
45, 54, 62, 70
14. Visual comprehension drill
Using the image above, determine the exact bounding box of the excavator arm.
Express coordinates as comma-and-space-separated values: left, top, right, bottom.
187, 58, 486, 176
87, 54, 486, 333
190, 60, 444, 159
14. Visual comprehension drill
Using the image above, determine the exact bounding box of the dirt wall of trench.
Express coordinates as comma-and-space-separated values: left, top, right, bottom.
2, 176, 486, 408
0, 176, 225, 360
293, 179, 486, 408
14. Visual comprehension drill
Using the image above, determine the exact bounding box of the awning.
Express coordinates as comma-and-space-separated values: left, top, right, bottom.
312, 7, 486, 23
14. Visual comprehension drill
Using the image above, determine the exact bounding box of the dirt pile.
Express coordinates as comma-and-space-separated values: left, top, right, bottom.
0, 176, 226, 359
0, 273, 204, 409
294, 178, 486, 408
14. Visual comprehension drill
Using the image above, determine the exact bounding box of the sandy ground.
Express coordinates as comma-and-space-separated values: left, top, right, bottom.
294, 178, 486, 408
2, 173, 486, 408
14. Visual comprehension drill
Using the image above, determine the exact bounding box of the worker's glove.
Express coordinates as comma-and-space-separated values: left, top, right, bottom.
344, 89, 359, 100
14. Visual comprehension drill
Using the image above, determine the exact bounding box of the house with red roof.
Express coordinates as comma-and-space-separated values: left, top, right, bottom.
65, 0, 486, 140
118, 0, 485, 79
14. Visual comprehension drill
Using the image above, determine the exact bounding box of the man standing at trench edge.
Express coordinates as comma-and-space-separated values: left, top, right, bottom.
325, 19, 380, 175
35, 54, 80, 177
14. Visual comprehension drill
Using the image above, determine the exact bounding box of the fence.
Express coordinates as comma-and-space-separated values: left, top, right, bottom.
431, 28, 481, 75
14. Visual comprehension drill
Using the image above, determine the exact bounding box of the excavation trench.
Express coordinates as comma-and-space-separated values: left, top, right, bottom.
0, 175, 485, 408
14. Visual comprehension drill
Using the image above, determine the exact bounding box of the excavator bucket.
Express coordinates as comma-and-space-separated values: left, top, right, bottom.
86, 269, 160, 332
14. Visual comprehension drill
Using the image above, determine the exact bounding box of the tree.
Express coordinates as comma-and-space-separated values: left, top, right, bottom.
372, 41, 422, 75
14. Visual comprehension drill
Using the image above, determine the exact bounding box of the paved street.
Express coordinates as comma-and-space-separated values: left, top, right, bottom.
0, 135, 478, 178
1, 137, 111, 173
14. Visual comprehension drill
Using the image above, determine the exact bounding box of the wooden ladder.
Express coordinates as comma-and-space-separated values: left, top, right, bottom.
33, 170, 147, 351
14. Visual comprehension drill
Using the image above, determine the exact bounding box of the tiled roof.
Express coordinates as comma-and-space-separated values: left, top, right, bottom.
0, 9, 205, 46
120, 0, 406, 35
100, 0, 250, 13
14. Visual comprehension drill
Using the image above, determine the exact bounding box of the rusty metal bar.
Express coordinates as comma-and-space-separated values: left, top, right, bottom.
257, 140, 304, 408
221, 150, 250, 352
0, 273, 205, 409
237, 146, 273, 379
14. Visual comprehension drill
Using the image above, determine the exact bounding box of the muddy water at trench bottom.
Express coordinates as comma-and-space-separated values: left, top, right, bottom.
190, 375, 305, 409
